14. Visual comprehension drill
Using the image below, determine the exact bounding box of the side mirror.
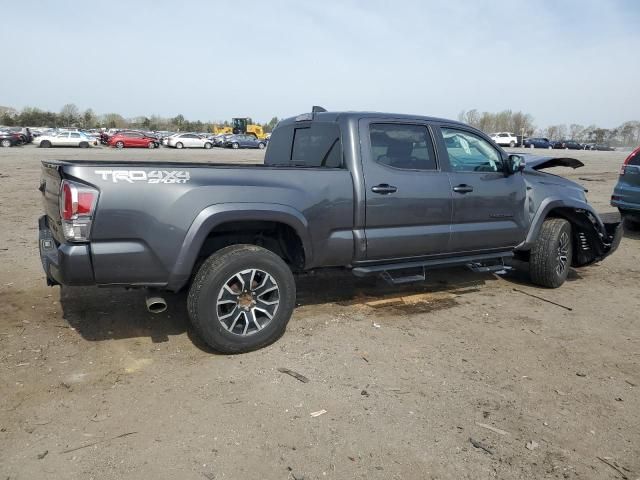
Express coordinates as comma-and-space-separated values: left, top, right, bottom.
507, 154, 525, 174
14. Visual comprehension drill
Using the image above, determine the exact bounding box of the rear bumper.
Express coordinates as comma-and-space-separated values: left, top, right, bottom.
38, 216, 94, 286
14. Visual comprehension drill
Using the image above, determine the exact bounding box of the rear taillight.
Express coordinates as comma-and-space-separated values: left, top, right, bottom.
59, 180, 98, 242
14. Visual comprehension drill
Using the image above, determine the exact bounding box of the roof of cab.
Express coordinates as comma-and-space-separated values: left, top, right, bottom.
277, 110, 469, 128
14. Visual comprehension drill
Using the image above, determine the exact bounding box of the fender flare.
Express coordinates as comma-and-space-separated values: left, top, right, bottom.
517, 196, 601, 251
166, 203, 312, 291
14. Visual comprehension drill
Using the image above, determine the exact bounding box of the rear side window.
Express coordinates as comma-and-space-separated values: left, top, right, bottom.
370, 123, 437, 170
265, 123, 343, 168
629, 151, 640, 166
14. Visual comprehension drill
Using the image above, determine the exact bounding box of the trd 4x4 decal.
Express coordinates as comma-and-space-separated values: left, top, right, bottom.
94, 170, 190, 184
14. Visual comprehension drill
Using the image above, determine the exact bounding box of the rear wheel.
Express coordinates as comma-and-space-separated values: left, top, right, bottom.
1, 139, 11, 147
147, 141, 155, 149
529, 144, 535, 149
509, 141, 516, 147
115, 141, 124, 149
187, 245, 296, 353
529, 218, 573, 288
40, 140, 51, 148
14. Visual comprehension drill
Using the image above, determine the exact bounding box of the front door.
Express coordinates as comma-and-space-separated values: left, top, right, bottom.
360, 119, 453, 261
435, 126, 527, 253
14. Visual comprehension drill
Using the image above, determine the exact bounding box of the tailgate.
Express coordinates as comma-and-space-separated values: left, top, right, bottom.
39, 161, 65, 243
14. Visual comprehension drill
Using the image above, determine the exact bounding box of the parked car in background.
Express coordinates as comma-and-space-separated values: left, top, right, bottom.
589, 143, 615, 151
523, 137, 553, 149
38, 131, 96, 148
108, 131, 159, 149
0, 131, 21, 147
611, 146, 640, 228
222, 134, 266, 149
5, 126, 33, 144
553, 140, 583, 150
490, 132, 518, 147
167, 133, 213, 149
212, 133, 233, 146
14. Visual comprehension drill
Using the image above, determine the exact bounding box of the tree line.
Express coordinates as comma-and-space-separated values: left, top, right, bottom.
0, 104, 280, 134
2, 104, 639, 147
458, 109, 640, 147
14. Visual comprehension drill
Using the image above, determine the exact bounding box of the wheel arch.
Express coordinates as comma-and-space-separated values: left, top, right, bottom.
167, 203, 312, 291
518, 198, 612, 267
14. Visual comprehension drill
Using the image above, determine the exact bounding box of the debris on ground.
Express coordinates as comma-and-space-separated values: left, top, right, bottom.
526, 440, 539, 451
596, 456, 630, 480
469, 437, 494, 455
310, 410, 327, 418
277, 367, 309, 383
37, 450, 48, 459
60, 431, 137, 454
475, 422, 508, 436
512, 288, 573, 311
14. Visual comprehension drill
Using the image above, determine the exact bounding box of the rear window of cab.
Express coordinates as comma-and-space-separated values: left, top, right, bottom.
265, 123, 343, 168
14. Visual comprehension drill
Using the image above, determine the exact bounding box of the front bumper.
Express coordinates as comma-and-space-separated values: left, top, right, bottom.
38, 215, 94, 286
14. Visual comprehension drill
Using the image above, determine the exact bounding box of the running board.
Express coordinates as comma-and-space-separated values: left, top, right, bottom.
352, 251, 513, 281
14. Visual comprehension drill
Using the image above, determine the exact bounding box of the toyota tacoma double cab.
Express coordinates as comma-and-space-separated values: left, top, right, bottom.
38, 107, 622, 353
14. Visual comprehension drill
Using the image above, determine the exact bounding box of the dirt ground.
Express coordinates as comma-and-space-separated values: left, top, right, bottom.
0, 145, 638, 480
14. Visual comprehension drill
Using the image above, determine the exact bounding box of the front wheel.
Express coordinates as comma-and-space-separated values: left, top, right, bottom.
40, 140, 51, 148
231, 142, 239, 149
509, 141, 516, 148
115, 141, 124, 149
147, 141, 155, 149
204, 142, 212, 149
176, 142, 184, 149
187, 245, 296, 353
79, 141, 89, 148
529, 218, 573, 288
258, 142, 265, 149
1, 139, 12, 147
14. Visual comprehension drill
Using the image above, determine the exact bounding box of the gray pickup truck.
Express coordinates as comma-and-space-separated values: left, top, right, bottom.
39, 108, 622, 353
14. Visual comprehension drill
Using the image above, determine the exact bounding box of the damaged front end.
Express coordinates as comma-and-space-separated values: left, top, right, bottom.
520, 154, 623, 266
561, 209, 622, 267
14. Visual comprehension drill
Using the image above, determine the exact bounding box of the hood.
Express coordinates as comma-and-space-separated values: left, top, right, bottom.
522, 155, 584, 171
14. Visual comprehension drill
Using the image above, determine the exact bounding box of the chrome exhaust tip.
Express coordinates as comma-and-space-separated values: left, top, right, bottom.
145, 296, 167, 314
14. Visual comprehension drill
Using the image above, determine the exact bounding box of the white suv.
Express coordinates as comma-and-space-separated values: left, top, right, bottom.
490, 132, 518, 147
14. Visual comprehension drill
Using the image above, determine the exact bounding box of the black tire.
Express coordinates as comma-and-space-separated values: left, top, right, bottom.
176, 142, 184, 149
258, 142, 265, 149
79, 141, 89, 148
529, 218, 573, 288
232, 142, 239, 149
509, 141, 516, 148
187, 244, 296, 353
147, 141, 155, 149
204, 142, 212, 149
40, 140, 51, 148
115, 141, 124, 149
1, 139, 11, 147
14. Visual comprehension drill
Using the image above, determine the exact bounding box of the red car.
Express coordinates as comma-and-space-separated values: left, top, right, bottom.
108, 131, 159, 149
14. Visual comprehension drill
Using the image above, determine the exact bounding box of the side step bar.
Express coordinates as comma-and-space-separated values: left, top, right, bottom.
352, 251, 513, 284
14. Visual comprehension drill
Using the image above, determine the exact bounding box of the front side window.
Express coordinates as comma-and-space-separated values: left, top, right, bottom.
441, 128, 503, 173
70, 133, 81, 138
369, 123, 437, 170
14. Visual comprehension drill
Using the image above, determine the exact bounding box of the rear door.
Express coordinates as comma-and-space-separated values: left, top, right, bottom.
435, 125, 527, 253
360, 118, 453, 260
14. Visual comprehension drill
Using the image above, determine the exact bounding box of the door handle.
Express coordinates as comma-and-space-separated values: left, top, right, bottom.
371, 184, 397, 194
453, 184, 474, 193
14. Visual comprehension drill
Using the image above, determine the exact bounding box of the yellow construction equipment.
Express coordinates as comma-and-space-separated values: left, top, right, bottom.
212, 118, 266, 139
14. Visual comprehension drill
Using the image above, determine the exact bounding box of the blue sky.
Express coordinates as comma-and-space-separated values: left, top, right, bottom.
2, 0, 638, 127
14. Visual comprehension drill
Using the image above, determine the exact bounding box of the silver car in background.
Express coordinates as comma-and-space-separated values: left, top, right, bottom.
37, 131, 96, 148
167, 133, 213, 149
